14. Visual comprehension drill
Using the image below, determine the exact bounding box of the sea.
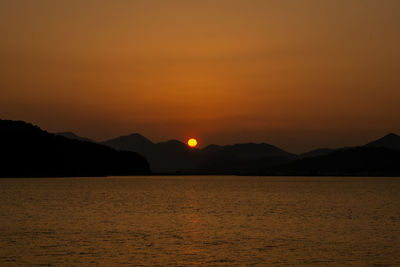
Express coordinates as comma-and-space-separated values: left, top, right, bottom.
0, 176, 399, 266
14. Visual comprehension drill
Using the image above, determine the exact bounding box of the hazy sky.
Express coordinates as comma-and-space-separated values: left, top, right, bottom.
1, 0, 399, 152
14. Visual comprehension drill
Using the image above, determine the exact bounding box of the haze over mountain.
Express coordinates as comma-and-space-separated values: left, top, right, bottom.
0, 120, 150, 177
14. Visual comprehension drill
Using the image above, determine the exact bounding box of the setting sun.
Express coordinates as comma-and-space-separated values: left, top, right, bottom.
187, 138, 198, 148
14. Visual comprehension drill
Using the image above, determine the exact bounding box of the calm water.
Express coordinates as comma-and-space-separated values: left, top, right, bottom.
0, 176, 399, 266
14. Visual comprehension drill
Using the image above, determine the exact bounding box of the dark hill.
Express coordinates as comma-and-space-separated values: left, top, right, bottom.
103, 135, 296, 173
0, 120, 150, 177
56, 132, 94, 143
197, 143, 297, 174
364, 133, 400, 150
150, 140, 200, 172
102, 132, 400, 175
103, 135, 199, 172
300, 148, 337, 158
268, 146, 400, 176
102, 133, 155, 153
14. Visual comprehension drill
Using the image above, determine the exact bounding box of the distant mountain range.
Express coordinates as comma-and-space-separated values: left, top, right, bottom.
0, 120, 150, 177
268, 146, 400, 177
61, 130, 399, 176
99, 133, 299, 173
101, 134, 199, 172
3, 119, 399, 177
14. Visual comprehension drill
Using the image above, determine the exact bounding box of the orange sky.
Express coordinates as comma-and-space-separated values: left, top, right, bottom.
1, 0, 399, 152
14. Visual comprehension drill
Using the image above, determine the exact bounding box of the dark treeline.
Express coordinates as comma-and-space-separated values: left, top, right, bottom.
0, 120, 150, 177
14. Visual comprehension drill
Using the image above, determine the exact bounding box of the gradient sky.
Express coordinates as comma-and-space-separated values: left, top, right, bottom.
1, 0, 399, 152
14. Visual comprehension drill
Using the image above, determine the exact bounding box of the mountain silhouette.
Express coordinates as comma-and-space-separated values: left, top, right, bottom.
268, 146, 400, 176
197, 143, 297, 174
103, 132, 400, 175
0, 120, 150, 177
4, 119, 399, 177
56, 132, 94, 143
300, 148, 337, 158
102, 133, 155, 154
268, 134, 400, 176
103, 135, 199, 172
103, 135, 296, 173
364, 133, 400, 150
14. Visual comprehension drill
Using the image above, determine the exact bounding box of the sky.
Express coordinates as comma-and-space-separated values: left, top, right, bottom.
1, 0, 399, 153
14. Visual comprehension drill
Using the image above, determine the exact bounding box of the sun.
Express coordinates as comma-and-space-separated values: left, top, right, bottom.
187, 138, 198, 148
